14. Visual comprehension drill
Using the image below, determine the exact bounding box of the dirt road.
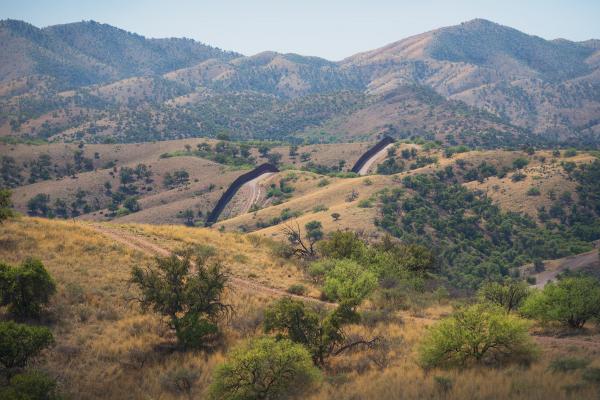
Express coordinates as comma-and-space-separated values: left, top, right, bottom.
358, 143, 394, 175
88, 223, 333, 306
239, 172, 273, 214
532, 247, 599, 288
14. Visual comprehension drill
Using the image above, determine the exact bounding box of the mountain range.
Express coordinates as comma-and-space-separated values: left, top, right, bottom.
1, 18, 599, 146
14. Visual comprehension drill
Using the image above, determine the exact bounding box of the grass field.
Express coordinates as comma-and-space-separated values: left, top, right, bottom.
1, 216, 600, 399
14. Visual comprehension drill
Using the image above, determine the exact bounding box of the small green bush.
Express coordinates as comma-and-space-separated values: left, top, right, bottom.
287, 284, 307, 295
0, 321, 54, 374
0, 258, 56, 318
548, 356, 590, 373
418, 304, 537, 369
322, 259, 377, 302
209, 337, 321, 400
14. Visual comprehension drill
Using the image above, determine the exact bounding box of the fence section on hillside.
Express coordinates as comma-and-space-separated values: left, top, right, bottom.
205, 163, 279, 226
350, 136, 396, 174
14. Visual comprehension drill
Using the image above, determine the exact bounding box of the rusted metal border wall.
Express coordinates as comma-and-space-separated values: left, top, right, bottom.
350, 136, 396, 173
205, 163, 279, 226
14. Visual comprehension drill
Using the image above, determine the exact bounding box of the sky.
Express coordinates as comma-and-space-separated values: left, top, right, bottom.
2, 0, 600, 60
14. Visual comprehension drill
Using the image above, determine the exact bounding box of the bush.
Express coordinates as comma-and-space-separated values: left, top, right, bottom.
0, 321, 54, 376
527, 187, 541, 196
0, 258, 56, 318
322, 259, 377, 302
287, 284, 307, 295
317, 231, 366, 260
130, 250, 230, 349
548, 356, 590, 373
418, 304, 537, 369
209, 337, 321, 400
521, 277, 600, 328
478, 279, 530, 313
0, 371, 60, 400
0, 189, 14, 223
263, 298, 372, 366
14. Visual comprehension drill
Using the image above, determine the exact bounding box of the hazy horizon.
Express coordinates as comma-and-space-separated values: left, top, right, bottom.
2, 0, 600, 60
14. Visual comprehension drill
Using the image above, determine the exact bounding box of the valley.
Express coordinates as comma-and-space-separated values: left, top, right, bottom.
1, 12, 600, 400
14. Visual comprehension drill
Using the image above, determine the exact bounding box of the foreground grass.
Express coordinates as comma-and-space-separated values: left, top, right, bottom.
0, 217, 599, 399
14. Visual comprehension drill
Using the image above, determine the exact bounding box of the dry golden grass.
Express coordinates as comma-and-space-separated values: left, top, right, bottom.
1, 214, 600, 399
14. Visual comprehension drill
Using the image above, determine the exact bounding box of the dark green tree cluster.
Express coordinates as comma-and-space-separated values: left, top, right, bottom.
376, 174, 590, 288
0, 258, 58, 399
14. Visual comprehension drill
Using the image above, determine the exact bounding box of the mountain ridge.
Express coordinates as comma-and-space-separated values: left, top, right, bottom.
0, 18, 599, 145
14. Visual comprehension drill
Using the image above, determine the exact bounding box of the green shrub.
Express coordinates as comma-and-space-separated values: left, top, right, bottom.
357, 199, 373, 208
564, 149, 577, 158
527, 187, 541, 196
478, 279, 530, 313
0, 259, 56, 318
287, 284, 307, 295
548, 356, 590, 373
0, 371, 60, 400
130, 251, 229, 349
0, 189, 14, 223
322, 259, 377, 302
583, 367, 600, 384
263, 298, 367, 366
521, 277, 600, 328
418, 304, 537, 369
0, 321, 54, 376
209, 337, 321, 400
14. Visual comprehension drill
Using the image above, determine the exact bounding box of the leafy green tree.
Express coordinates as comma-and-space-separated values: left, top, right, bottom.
0, 189, 14, 223
419, 304, 536, 369
0, 156, 23, 188
322, 259, 377, 302
258, 146, 270, 158
130, 250, 230, 349
512, 158, 529, 170
123, 197, 140, 213
27, 194, 51, 217
478, 279, 530, 313
317, 231, 365, 260
0, 321, 53, 377
209, 337, 320, 400
0, 371, 60, 400
521, 277, 600, 328
0, 259, 56, 319
179, 209, 195, 226
264, 298, 377, 366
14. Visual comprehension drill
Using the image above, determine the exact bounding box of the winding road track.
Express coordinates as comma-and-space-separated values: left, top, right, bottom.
89, 223, 333, 306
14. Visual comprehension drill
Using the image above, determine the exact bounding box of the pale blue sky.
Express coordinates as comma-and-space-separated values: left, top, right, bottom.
2, 0, 599, 60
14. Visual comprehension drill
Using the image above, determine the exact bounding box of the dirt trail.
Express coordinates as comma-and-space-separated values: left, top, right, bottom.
532, 247, 599, 288
240, 172, 273, 214
88, 223, 333, 306
358, 143, 394, 175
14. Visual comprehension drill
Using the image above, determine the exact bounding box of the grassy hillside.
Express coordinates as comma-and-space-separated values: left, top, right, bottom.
1, 217, 600, 399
